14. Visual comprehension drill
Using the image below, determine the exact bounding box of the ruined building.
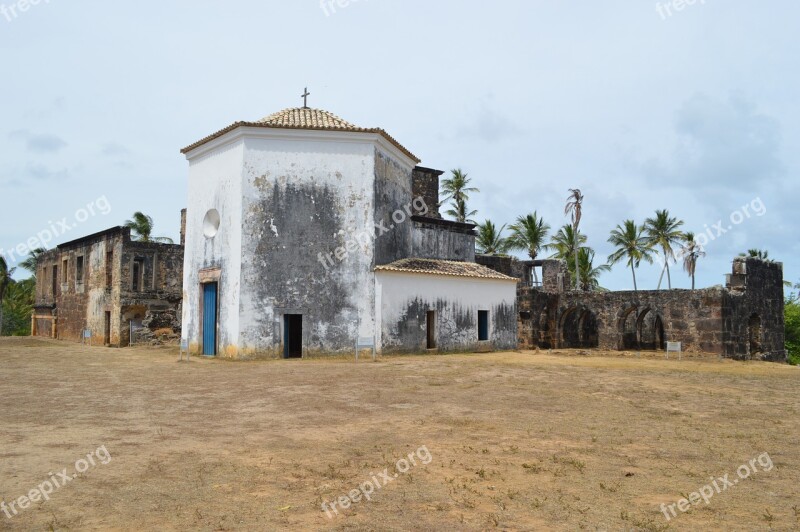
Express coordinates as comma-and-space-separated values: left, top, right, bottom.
180, 107, 517, 358
486, 255, 785, 361
33, 226, 184, 346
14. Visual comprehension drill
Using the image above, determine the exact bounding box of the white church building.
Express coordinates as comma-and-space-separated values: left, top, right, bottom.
180, 105, 517, 358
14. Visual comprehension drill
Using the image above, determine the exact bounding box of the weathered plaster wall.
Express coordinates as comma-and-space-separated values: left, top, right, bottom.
236, 137, 384, 358
410, 219, 476, 262
373, 149, 415, 265
182, 141, 244, 355
376, 271, 517, 354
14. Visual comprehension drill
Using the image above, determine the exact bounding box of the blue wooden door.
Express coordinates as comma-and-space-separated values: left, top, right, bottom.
203, 283, 217, 356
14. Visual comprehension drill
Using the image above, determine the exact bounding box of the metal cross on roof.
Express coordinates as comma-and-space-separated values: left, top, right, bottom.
301, 87, 311, 108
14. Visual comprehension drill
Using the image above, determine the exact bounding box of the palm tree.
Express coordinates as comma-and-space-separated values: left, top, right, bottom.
476, 220, 509, 255
607, 220, 655, 292
564, 189, 584, 290
124, 212, 174, 243
0, 257, 15, 336
681, 232, 705, 290
507, 212, 551, 285
446, 200, 478, 225
577, 247, 611, 291
644, 209, 685, 290
19, 248, 47, 277
550, 225, 588, 261
441, 169, 479, 224
741, 249, 769, 260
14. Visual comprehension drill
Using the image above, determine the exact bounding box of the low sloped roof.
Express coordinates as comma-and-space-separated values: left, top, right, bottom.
375, 258, 518, 281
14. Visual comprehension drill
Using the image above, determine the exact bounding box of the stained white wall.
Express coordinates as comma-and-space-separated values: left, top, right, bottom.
375, 271, 518, 353
182, 140, 244, 355
237, 135, 378, 355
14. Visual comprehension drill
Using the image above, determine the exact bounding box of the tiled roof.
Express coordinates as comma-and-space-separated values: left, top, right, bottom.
375, 258, 518, 281
181, 107, 420, 162
258, 108, 358, 129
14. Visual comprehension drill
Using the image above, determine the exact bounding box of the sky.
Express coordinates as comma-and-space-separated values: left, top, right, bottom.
1, 0, 797, 291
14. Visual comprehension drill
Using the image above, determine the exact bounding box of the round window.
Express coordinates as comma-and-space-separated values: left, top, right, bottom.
203, 209, 220, 238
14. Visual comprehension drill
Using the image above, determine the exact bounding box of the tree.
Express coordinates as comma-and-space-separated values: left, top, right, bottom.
0, 257, 15, 336
1, 277, 35, 336
441, 169, 479, 224
785, 282, 800, 365
124, 212, 174, 244
506, 212, 551, 285
576, 247, 611, 291
549, 225, 588, 261
476, 220, 509, 255
564, 189, 584, 290
19, 248, 47, 277
446, 200, 478, 225
741, 249, 769, 260
680, 232, 706, 290
607, 220, 655, 292
644, 209, 684, 290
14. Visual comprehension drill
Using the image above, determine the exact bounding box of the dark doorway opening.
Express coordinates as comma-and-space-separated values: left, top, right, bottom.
426, 311, 436, 349
478, 310, 489, 341
104, 312, 111, 345
284, 314, 303, 359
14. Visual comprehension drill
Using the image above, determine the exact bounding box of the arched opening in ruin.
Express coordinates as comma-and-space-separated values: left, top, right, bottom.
561, 308, 581, 348
620, 307, 638, 349
560, 308, 599, 348
577, 310, 599, 348
638, 309, 665, 350
748, 314, 763, 356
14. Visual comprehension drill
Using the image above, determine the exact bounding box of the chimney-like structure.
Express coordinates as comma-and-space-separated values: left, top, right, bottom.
180, 208, 187, 246
411, 166, 443, 219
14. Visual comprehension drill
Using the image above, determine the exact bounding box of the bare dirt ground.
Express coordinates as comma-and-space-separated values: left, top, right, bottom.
0, 337, 798, 531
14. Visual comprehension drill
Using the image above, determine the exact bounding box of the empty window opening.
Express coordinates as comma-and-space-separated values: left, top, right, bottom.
132, 259, 145, 292
478, 310, 489, 341
426, 311, 436, 349
51, 265, 58, 296
76, 256, 85, 283
106, 251, 113, 288
531, 266, 543, 287
284, 314, 303, 359
62, 259, 68, 283
104, 312, 111, 345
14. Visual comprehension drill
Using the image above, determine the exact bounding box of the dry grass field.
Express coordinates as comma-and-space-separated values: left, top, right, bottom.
0, 337, 798, 531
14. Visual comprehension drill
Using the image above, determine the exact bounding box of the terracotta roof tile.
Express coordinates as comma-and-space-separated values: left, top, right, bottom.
181, 107, 420, 162
375, 258, 518, 281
